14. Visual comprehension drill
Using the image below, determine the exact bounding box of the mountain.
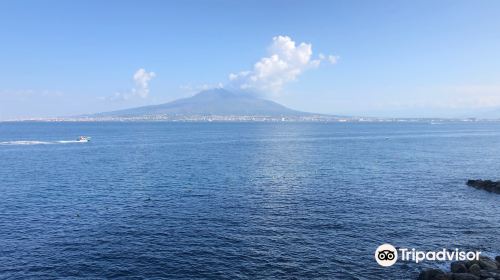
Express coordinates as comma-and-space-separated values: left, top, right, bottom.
93, 89, 310, 117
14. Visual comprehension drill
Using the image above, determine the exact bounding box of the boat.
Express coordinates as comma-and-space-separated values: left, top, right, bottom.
77, 136, 91, 142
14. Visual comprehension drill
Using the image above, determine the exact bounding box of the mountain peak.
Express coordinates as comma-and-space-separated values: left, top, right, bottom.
194, 88, 253, 99
93, 89, 309, 117
196, 88, 232, 96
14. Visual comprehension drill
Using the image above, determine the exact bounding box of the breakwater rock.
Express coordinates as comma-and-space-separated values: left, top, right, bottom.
466, 180, 500, 194
418, 256, 500, 280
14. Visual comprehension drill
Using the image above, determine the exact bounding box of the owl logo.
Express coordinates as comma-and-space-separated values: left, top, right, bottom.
377, 249, 395, 261
375, 244, 398, 266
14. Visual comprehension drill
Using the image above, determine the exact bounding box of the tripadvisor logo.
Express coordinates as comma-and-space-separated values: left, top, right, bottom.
375, 244, 398, 267
375, 243, 482, 267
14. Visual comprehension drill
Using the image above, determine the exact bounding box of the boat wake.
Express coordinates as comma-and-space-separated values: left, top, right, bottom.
0, 140, 88, 145
56, 140, 84, 144
0, 140, 54, 145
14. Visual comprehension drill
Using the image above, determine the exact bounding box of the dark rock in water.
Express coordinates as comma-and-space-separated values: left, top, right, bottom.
451, 273, 480, 280
479, 269, 500, 279
436, 273, 453, 280
468, 264, 481, 275
479, 256, 498, 270
452, 261, 469, 273
417, 269, 445, 280
418, 256, 500, 280
466, 180, 500, 194
465, 260, 478, 269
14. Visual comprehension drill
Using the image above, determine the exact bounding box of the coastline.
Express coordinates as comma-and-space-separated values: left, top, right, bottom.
0, 115, 496, 123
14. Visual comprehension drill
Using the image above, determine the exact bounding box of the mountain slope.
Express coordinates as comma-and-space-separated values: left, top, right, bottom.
94, 89, 309, 117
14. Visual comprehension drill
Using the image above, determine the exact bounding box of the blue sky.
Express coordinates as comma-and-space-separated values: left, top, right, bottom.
1, 0, 500, 119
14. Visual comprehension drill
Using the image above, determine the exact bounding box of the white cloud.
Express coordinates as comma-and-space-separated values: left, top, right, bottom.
229, 35, 337, 93
319, 53, 339, 64
132, 68, 156, 98
179, 83, 224, 94
106, 68, 156, 101
328, 55, 340, 64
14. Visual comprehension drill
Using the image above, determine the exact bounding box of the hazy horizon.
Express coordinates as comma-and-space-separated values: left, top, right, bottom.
1, 0, 500, 120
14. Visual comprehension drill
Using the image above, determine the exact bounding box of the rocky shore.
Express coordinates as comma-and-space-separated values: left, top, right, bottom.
418, 256, 500, 280
466, 180, 500, 194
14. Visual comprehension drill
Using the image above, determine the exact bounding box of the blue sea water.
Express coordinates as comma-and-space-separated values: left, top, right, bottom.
0, 122, 499, 279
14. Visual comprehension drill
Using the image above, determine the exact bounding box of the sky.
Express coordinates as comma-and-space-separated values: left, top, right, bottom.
1, 0, 500, 119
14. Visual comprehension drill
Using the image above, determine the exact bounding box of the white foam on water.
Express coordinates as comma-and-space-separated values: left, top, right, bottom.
0, 140, 87, 145
0, 140, 54, 145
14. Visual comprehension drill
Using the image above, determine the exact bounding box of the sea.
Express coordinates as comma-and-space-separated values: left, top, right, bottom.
0, 121, 499, 279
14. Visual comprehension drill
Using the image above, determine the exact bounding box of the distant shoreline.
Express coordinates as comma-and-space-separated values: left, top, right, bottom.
1, 115, 498, 123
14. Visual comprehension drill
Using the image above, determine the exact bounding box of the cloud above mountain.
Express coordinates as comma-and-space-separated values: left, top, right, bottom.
228, 35, 337, 93
106, 68, 156, 101
132, 68, 156, 98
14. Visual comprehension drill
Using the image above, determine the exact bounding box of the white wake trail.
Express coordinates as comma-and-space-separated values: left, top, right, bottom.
0, 140, 88, 146
0, 140, 54, 145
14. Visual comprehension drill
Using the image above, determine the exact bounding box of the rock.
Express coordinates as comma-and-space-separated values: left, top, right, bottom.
417, 256, 500, 280
436, 273, 453, 280
479, 270, 500, 279
465, 260, 479, 269
418, 269, 446, 280
466, 179, 500, 194
468, 264, 481, 275
451, 261, 468, 273
479, 256, 498, 270
450, 273, 480, 280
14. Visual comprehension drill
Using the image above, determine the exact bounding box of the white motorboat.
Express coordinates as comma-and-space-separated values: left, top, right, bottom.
77, 136, 91, 142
